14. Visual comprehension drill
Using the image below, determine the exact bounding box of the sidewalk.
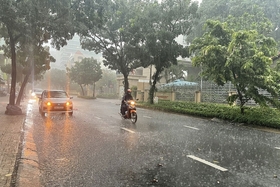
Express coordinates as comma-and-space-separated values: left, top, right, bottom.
0, 96, 26, 187
0, 96, 40, 187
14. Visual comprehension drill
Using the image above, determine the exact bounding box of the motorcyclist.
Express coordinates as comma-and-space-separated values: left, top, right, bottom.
121, 89, 134, 116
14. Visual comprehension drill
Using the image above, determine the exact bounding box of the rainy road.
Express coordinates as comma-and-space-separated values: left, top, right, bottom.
30, 97, 280, 187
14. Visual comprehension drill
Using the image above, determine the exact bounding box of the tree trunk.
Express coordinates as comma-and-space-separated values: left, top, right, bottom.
93, 82, 96, 97
5, 31, 22, 115
16, 69, 31, 105
236, 87, 245, 114
149, 68, 160, 104
149, 84, 155, 104
80, 84, 85, 96
123, 74, 129, 93
8, 33, 17, 106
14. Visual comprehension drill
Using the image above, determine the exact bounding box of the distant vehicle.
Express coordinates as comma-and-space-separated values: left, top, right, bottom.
31, 88, 43, 99
119, 100, 137, 124
38, 90, 73, 116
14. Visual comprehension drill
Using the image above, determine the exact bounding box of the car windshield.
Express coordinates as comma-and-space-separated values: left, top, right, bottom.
44, 91, 68, 98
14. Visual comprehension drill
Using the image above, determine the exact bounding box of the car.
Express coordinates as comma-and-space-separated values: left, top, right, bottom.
38, 90, 73, 116
31, 88, 43, 100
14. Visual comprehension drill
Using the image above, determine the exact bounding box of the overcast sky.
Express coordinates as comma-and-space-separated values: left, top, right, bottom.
193, 0, 202, 4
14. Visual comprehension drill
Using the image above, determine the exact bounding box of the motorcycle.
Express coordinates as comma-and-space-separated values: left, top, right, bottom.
120, 100, 137, 124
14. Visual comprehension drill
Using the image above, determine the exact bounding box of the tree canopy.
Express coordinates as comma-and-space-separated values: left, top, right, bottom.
136, 0, 199, 103
0, 0, 106, 114
68, 57, 102, 96
95, 68, 117, 95
190, 19, 280, 113
79, 0, 145, 92
40, 68, 68, 90
188, 0, 280, 47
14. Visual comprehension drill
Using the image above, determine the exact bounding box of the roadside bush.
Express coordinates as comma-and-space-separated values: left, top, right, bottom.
137, 101, 280, 129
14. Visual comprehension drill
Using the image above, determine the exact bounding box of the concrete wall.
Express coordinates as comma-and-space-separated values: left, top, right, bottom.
136, 82, 179, 102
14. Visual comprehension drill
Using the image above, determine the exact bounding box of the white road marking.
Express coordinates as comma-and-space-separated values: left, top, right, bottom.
55, 158, 69, 162
95, 117, 101, 119
275, 147, 280, 150
56, 158, 65, 161
143, 116, 152, 119
121, 127, 135, 133
183, 125, 199, 130
187, 155, 228, 171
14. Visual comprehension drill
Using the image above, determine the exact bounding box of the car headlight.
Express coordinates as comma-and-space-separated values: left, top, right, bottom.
46, 102, 52, 106
31, 92, 36, 97
66, 102, 72, 106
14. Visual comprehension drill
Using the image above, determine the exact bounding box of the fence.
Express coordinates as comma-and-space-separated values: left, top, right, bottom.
157, 81, 235, 104
158, 80, 278, 106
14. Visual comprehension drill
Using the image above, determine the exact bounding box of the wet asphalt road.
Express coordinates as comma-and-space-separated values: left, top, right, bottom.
29, 97, 280, 187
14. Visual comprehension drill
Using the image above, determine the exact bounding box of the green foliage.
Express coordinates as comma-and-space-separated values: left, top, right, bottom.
0, 0, 106, 107
79, 0, 143, 92
190, 19, 280, 113
227, 94, 238, 106
68, 57, 102, 95
226, 12, 272, 35
95, 69, 117, 92
164, 63, 189, 83
188, 0, 280, 47
0, 62, 11, 74
0, 54, 5, 66
138, 101, 280, 129
40, 69, 68, 90
136, 0, 199, 104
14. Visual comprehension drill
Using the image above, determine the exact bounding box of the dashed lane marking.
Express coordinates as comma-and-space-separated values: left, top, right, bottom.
275, 147, 280, 150
121, 127, 135, 133
183, 125, 199, 130
95, 117, 101, 119
143, 116, 152, 119
187, 155, 228, 172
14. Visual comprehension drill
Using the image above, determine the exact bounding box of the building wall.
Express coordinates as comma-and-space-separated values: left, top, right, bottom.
117, 74, 146, 98
50, 34, 102, 70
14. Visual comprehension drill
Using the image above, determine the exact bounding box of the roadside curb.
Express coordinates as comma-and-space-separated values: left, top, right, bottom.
16, 100, 41, 187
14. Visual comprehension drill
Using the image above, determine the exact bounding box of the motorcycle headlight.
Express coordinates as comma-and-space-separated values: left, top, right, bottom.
130, 101, 135, 105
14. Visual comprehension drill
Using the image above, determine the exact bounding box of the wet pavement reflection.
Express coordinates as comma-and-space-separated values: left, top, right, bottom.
29, 98, 280, 187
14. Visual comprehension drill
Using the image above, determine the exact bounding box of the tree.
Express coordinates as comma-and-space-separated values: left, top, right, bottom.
188, 0, 280, 46
15, 45, 55, 105
68, 57, 102, 96
163, 63, 189, 83
0, 46, 54, 98
190, 20, 280, 114
95, 69, 117, 94
0, 0, 73, 114
39, 68, 68, 90
79, 0, 145, 92
0, 0, 106, 114
137, 0, 199, 104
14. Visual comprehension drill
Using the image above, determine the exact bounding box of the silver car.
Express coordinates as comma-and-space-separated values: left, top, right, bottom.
39, 90, 73, 116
